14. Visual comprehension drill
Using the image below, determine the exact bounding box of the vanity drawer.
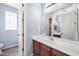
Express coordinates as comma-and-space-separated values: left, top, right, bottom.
51, 48, 65, 56
40, 48, 50, 56
40, 43, 50, 51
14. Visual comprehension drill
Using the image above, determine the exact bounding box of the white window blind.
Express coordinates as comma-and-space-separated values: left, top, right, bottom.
5, 11, 17, 30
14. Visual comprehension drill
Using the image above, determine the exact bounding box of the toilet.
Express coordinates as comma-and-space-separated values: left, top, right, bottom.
0, 43, 4, 54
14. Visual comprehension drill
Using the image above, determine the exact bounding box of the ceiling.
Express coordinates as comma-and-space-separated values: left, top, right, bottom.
4, 3, 21, 9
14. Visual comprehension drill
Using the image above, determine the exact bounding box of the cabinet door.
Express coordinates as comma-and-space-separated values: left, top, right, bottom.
40, 43, 50, 56
51, 48, 65, 56
40, 48, 50, 56
33, 40, 40, 56
50, 48, 56, 56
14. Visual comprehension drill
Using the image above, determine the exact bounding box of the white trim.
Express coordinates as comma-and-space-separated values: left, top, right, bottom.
2, 44, 18, 50
24, 3, 27, 56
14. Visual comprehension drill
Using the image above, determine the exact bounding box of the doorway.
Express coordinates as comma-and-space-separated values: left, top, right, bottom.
0, 3, 23, 56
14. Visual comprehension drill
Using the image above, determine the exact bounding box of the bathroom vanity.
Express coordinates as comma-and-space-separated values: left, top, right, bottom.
33, 40, 65, 56
32, 35, 79, 56
32, 8, 79, 56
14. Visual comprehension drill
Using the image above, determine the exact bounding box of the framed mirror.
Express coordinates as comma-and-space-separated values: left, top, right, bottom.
52, 9, 78, 41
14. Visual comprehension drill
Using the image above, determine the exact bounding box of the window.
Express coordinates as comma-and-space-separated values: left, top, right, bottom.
5, 11, 17, 30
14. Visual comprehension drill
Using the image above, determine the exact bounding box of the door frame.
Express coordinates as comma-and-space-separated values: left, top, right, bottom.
22, 3, 27, 56
18, 3, 27, 56
18, 3, 24, 56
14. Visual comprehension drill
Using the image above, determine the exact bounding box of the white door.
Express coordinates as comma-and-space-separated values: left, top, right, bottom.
60, 10, 77, 41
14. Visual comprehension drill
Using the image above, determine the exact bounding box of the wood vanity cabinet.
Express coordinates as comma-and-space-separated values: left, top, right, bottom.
50, 48, 65, 56
40, 43, 50, 56
33, 40, 40, 56
33, 40, 67, 56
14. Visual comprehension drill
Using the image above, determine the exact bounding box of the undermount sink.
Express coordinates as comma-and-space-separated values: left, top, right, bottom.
49, 37, 63, 45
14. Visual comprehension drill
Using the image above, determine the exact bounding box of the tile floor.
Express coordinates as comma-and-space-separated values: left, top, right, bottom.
0, 46, 20, 56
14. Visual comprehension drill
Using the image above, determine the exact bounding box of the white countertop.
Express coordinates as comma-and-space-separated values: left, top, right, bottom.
32, 35, 79, 56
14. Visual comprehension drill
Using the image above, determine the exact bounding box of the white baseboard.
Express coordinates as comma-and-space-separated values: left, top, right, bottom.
2, 44, 18, 50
